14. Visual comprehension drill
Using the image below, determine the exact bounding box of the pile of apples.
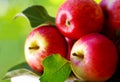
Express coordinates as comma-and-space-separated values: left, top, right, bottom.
24, 0, 120, 81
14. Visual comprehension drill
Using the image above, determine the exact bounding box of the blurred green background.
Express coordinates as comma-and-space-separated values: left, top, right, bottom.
0, 0, 100, 82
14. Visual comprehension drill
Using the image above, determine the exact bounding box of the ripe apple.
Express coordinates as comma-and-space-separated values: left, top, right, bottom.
24, 25, 68, 73
70, 33, 118, 81
100, 0, 120, 42
56, 0, 104, 39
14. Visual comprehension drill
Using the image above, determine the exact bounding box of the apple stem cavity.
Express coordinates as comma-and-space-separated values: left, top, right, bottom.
65, 19, 71, 27
29, 46, 39, 50
72, 53, 84, 59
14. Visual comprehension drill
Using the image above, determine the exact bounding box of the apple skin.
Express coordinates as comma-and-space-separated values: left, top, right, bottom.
24, 25, 68, 73
70, 33, 118, 81
100, 0, 120, 42
100, 0, 120, 78
65, 37, 76, 60
56, 0, 104, 40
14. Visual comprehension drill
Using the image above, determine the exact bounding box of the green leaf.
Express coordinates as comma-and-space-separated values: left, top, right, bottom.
2, 68, 39, 80
22, 5, 55, 28
2, 62, 40, 80
65, 72, 82, 82
8, 62, 33, 72
40, 54, 71, 82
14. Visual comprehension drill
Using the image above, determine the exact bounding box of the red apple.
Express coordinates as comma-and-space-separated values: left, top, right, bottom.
24, 25, 68, 73
70, 33, 118, 81
100, 0, 120, 42
56, 0, 104, 40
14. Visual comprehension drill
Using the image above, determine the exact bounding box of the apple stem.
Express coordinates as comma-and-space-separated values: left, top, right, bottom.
29, 46, 39, 50
66, 19, 71, 27
72, 53, 84, 59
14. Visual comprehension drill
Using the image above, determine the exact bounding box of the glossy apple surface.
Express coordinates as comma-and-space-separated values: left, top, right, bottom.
100, 0, 120, 42
70, 33, 118, 81
24, 25, 68, 73
56, 0, 104, 39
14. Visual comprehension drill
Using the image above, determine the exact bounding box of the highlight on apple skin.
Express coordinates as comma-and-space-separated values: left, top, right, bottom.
70, 33, 118, 82
24, 25, 68, 73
